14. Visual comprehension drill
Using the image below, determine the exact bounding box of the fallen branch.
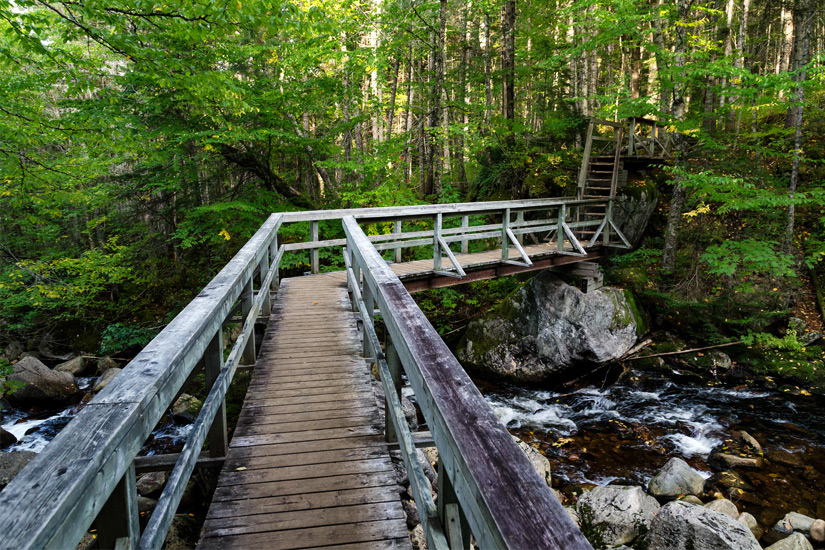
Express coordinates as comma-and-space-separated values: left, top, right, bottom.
625, 340, 743, 361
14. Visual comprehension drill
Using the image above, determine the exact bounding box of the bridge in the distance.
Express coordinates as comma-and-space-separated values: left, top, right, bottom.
0, 117, 669, 550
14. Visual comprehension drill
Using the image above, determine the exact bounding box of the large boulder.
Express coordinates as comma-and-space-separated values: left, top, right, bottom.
611, 189, 659, 248
0, 450, 36, 490
577, 485, 660, 546
7, 356, 80, 404
0, 426, 17, 449
456, 271, 645, 382
765, 532, 814, 550
648, 457, 706, 498
646, 500, 761, 550
55, 356, 92, 377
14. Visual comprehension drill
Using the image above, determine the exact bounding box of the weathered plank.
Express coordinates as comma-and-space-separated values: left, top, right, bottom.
200, 275, 409, 550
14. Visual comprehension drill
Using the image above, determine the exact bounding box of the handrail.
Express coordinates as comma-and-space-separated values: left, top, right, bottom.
343, 215, 592, 549
0, 213, 283, 549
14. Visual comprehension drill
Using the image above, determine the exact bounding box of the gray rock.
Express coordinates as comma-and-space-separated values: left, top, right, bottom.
137, 471, 169, 497
704, 498, 738, 519
737, 431, 763, 455
784, 512, 816, 533
402, 395, 418, 431
564, 506, 580, 526
55, 356, 92, 377
172, 393, 202, 422
646, 500, 761, 550
7, 356, 80, 404
811, 519, 825, 542
423, 447, 439, 468
456, 272, 644, 381
799, 331, 822, 346
708, 351, 732, 371
513, 436, 552, 486
679, 495, 704, 505
96, 356, 119, 375
0, 426, 16, 449
0, 450, 36, 490
93, 367, 121, 392
648, 457, 705, 497
765, 532, 814, 550
708, 453, 763, 470
2, 341, 23, 362
788, 317, 807, 333
737, 512, 763, 540
417, 449, 436, 485
577, 485, 660, 547
611, 190, 658, 248
402, 498, 420, 529
137, 496, 157, 513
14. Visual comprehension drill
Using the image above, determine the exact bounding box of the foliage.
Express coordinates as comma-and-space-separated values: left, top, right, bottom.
701, 239, 796, 289
741, 329, 804, 353
99, 323, 161, 356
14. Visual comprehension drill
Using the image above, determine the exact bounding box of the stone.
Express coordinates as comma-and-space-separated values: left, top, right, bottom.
93, 368, 121, 392
737, 512, 763, 540
708, 351, 732, 371
456, 271, 645, 382
417, 449, 436, 485
2, 341, 23, 362
799, 331, 822, 346
0, 426, 16, 449
708, 453, 763, 470
709, 470, 754, 492
770, 450, 804, 468
411, 524, 427, 550
765, 532, 814, 550
172, 393, 203, 422
564, 506, 580, 526
513, 436, 552, 486
402, 499, 420, 529
785, 512, 816, 533
423, 447, 439, 468
55, 356, 92, 377
7, 356, 80, 404
0, 450, 36, 490
810, 519, 825, 542
648, 457, 705, 498
788, 317, 807, 333
402, 395, 418, 431
704, 498, 739, 519
611, 189, 658, 248
577, 485, 660, 546
137, 471, 169, 497
646, 500, 761, 550
137, 496, 157, 513
737, 431, 763, 455
679, 495, 704, 505
96, 356, 119, 375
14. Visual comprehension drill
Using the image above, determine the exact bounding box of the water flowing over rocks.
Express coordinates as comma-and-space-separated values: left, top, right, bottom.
646, 500, 761, 550
648, 457, 705, 498
456, 271, 645, 382
6, 356, 80, 404
577, 485, 660, 546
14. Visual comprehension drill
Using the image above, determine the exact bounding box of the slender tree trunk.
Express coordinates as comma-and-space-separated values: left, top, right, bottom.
457, 3, 470, 194
785, 0, 812, 253
439, 0, 449, 189
661, 0, 691, 275
404, 45, 414, 184
501, 0, 516, 126
387, 57, 400, 138
483, 13, 493, 130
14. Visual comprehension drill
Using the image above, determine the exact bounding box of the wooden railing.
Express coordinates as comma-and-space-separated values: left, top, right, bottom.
627, 117, 674, 159
0, 214, 284, 549
0, 198, 615, 549
343, 216, 592, 549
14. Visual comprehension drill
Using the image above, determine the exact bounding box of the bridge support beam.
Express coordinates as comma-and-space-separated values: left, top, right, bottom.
438, 456, 471, 549
241, 280, 256, 366
204, 331, 228, 458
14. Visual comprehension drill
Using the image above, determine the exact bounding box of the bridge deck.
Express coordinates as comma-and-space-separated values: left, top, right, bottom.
198, 275, 411, 549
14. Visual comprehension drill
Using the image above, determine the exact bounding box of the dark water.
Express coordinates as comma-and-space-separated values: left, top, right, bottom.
482, 368, 825, 529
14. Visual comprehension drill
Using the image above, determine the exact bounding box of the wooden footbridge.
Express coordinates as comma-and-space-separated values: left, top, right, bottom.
0, 128, 665, 549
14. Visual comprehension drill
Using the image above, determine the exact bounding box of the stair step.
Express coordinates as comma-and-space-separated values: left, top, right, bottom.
587, 186, 611, 190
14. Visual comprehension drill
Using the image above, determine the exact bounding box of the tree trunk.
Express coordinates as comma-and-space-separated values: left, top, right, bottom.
457, 3, 470, 194
438, 0, 449, 191
501, 0, 516, 126
785, 0, 812, 253
483, 12, 493, 131
660, 0, 691, 275
387, 57, 400, 138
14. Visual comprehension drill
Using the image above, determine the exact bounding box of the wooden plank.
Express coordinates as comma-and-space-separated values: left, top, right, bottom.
212, 470, 398, 502
221, 446, 390, 473
198, 519, 410, 550
235, 415, 378, 436
203, 501, 405, 536
242, 390, 374, 406
229, 425, 382, 447
224, 434, 390, 459
217, 457, 393, 487
239, 397, 377, 416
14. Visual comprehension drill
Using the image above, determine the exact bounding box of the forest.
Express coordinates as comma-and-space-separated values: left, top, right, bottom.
0, 0, 823, 363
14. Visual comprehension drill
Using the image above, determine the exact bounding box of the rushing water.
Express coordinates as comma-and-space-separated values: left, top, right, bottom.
483, 368, 825, 529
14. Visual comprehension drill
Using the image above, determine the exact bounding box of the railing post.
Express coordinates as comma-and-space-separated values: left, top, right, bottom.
501, 208, 510, 261
385, 342, 402, 443
362, 281, 375, 360
557, 204, 566, 252
433, 213, 442, 271
260, 249, 271, 318
241, 278, 256, 365
310, 220, 319, 274
271, 234, 280, 293
628, 118, 636, 156
438, 465, 471, 550
393, 219, 402, 263
205, 330, 228, 458
350, 247, 360, 313
95, 461, 139, 550
460, 215, 469, 254
604, 199, 613, 246
515, 210, 524, 245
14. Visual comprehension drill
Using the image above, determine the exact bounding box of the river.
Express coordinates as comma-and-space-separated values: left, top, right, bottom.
481, 366, 825, 531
